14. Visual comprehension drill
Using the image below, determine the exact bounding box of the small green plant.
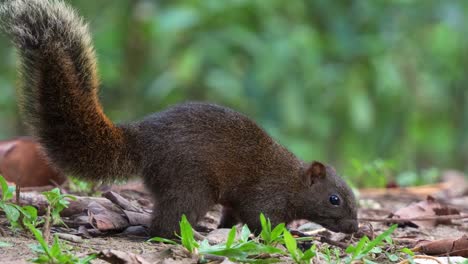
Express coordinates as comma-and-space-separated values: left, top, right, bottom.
20, 205, 42, 227
0, 175, 43, 233
150, 215, 407, 264
26, 223, 96, 264
43, 188, 76, 225
400, 248, 415, 264
179, 214, 199, 253
198, 225, 282, 263
149, 215, 283, 263
283, 229, 316, 264
344, 224, 398, 263
319, 246, 339, 263
259, 213, 285, 246
68, 177, 96, 195
148, 214, 200, 252
0, 175, 22, 229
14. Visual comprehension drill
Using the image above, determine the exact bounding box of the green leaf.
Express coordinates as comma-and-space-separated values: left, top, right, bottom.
179, 214, 197, 252
31, 254, 51, 263
77, 254, 97, 264
0, 241, 12, 247
346, 235, 368, 259
282, 229, 298, 260
387, 253, 399, 262
21, 205, 38, 219
0, 175, 14, 201
1, 203, 20, 223
226, 226, 236, 248
147, 237, 178, 245
259, 213, 268, 230
63, 194, 77, 201
259, 213, 271, 243
240, 224, 251, 242
322, 247, 332, 262
270, 223, 285, 241
25, 224, 50, 257
50, 235, 62, 257
361, 224, 397, 256
301, 245, 316, 260
401, 248, 415, 256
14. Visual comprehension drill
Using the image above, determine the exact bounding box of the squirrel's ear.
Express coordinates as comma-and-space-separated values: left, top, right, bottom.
304, 161, 326, 186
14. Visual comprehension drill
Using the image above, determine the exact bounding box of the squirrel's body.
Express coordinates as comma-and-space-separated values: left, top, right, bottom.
0, 0, 358, 237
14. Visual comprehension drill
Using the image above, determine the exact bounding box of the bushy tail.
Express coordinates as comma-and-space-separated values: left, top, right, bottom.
0, 0, 139, 180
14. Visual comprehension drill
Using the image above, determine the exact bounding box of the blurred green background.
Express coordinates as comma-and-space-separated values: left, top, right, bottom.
0, 0, 467, 187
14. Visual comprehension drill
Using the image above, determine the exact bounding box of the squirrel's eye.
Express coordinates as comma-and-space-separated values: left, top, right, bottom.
329, 195, 340, 206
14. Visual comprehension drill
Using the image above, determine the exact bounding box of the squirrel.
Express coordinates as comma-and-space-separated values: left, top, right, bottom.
0, 0, 358, 238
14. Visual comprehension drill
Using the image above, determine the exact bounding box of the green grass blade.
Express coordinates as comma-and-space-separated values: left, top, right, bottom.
240, 225, 251, 242
226, 226, 237, 248
179, 214, 197, 252
25, 224, 51, 257
283, 229, 298, 260
147, 237, 178, 245
50, 235, 61, 257
270, 223, 285, 241
361, 224, 397, 255
0, 176, 14, 201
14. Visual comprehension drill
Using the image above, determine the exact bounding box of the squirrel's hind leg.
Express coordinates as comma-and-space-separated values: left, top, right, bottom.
148, 188, 215, 238
218, 206, 241, 228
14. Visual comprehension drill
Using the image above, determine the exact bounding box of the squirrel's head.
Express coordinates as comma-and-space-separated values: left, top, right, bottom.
297, 161, 358, 234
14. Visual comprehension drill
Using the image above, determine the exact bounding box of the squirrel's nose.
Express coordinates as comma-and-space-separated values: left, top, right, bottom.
342, 220, 359, 233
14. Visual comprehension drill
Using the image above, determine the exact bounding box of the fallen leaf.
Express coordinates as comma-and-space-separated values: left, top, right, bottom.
123, 210, 151, 226
88, 201, 129, 231
389, 196, 460, 228
103, 191, 144, 213
412, 235, 468, 257
98, 249, 151, 264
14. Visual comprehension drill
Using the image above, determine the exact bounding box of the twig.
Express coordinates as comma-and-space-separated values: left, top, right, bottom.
55, 233, 83, 243
398, 255, 443, 264
319, 236, 349, 249
43, 204, 51, 243
15, 185, 21, 204
193, 229, 205, 241
391, 238, 419, 245
366, 222, 375, 240
359, 214, 468, 223
201, 254, 226, 262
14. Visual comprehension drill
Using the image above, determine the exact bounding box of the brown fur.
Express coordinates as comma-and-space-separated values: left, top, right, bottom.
0, 137, 66, 187
0, 0, 358, 237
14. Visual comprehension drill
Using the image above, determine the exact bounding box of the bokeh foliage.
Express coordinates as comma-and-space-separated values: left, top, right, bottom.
0, 0, 467, 185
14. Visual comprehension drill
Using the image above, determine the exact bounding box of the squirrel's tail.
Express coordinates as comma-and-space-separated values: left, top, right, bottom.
0, 0, 139, 181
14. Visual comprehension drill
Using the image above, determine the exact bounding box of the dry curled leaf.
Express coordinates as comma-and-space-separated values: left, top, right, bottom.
88, 201, 129, 231
412, 235, 468, 257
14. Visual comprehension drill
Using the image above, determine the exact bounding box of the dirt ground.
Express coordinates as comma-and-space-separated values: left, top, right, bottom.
0, 177, 467, 264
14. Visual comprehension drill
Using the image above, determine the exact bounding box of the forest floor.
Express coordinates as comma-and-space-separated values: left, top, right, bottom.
0, 172, 467, 264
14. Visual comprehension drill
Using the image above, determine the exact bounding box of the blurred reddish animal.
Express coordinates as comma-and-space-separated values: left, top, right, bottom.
0, 137, 66, 187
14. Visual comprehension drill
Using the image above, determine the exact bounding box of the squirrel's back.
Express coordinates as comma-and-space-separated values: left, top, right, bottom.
136, 103, 301, 192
